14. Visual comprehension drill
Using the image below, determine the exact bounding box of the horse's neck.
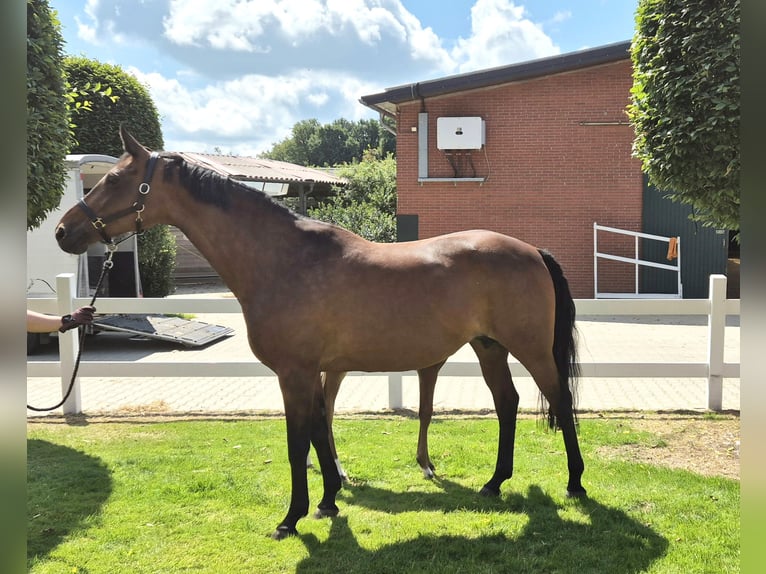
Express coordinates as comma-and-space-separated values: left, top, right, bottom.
168, 189, 299, 298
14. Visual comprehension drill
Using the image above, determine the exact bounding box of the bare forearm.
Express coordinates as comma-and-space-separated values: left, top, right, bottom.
26, 310, 63, 333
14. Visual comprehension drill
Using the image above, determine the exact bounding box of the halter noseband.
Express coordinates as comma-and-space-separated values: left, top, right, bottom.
77, 151, 160, 245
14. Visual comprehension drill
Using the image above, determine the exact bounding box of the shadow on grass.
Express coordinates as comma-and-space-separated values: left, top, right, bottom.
295, 485, 668, 573
27, 439, 113, 562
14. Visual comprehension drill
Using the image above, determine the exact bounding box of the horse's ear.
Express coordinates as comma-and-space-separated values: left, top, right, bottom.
119, 124, 148, 158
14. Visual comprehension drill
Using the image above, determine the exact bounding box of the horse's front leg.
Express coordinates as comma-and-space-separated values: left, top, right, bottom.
273, 368, 340, 540
416, 361, 444, 478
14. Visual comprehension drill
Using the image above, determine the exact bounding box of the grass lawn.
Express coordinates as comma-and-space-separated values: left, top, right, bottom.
27, 415, 739, 573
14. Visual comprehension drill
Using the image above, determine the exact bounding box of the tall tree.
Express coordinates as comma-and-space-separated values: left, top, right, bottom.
26, 0, 70, 230
628, 0, 740, 233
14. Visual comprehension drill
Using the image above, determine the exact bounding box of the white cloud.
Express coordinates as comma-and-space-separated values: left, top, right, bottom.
129, 67, 381, 155
76, 0, 111, 45
163, 0, 271, 49
550, 10, 573, 24
69, 0, 562, 156
451, 0, 559, 72
162, 0, 412, 51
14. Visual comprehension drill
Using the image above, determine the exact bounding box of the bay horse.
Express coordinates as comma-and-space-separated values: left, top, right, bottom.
55, 126, 586, 540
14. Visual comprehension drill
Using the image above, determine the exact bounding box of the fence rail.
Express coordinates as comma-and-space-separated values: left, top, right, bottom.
28, 274, 740, 414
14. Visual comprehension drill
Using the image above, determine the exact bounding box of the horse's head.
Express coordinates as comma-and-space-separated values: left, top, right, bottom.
56, 125, 163, 254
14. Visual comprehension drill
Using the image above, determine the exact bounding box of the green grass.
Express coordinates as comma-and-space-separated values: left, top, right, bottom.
27, 416, 739, 573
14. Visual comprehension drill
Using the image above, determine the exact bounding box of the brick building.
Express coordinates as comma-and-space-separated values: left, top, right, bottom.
360, 41, 647, 298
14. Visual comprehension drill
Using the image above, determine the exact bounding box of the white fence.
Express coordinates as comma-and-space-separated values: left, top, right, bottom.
28, 273, 740, 415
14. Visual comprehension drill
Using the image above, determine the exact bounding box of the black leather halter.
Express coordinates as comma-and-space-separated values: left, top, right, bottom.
77, 151, 161, 244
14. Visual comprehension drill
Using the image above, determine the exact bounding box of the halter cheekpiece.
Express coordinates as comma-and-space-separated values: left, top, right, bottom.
77, 151, 160, 245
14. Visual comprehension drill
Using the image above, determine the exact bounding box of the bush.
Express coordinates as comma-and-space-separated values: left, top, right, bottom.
308, 153, 397, 243
310, 198, 396, 243
64, 56, 163, 154
137, 226, 177, 297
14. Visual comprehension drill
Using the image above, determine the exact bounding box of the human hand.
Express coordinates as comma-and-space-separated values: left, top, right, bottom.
59, 306, 97, 332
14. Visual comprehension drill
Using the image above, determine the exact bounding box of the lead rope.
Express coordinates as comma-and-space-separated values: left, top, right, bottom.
27, 245, 116, 413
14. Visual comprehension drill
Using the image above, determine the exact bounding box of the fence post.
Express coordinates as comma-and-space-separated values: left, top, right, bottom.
707, 274, 727, 411
388, 372, 403, 410
56, 273, 82, 414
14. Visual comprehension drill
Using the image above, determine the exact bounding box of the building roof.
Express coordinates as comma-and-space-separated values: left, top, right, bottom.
179, 152, 345, 186
359, 40, 631, 118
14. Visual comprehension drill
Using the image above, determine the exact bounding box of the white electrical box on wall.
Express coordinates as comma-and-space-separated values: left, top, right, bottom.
436, 116, 485, 149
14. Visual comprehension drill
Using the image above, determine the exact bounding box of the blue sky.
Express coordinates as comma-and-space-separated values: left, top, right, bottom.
51, 0, 638, 156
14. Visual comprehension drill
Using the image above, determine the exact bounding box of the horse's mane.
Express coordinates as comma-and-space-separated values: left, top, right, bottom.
159, 152, 297, 219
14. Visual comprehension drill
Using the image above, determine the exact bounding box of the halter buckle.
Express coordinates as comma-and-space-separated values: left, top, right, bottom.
91, 218, 106, 230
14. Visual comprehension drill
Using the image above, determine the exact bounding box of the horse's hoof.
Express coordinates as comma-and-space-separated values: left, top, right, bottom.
566, 488, 587, 499
271, 525, 297, 540
421, 466, 435, 479
314, 505, 339, 519
479, 485, 500, 497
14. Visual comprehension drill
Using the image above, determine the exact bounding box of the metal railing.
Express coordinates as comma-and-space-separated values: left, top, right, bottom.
28, 273, 739, 414
594, 222, 682, 298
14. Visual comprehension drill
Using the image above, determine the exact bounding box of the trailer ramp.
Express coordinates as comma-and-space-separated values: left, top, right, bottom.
92, 314, 234, 347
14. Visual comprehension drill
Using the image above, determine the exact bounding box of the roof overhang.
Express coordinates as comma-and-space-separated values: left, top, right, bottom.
178, 152, 346, 198
359, 40, 631, 119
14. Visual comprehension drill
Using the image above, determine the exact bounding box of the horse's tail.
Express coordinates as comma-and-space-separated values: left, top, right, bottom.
538, 249, 580, 430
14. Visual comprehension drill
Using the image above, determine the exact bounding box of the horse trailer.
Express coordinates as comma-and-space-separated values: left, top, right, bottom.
27, 154, 142, 353
28, 154, 234, 354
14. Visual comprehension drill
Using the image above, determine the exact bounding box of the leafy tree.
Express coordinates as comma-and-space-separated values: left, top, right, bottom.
26, 1, 117, 230
65, 57, 175, 296
262, 118, 395, 166
309, 152, 397, 242
628, 0, 740, 233
27, 0, 70, 230
64, 57, 163, 153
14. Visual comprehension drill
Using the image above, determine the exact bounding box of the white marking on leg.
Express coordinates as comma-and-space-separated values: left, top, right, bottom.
335, 458, 348, 481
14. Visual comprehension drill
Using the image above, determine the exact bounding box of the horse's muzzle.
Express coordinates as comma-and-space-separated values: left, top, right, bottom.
55, 223, 89, 254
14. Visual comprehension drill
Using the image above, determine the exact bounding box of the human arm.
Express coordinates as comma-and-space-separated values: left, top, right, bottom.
26, 306, 96, 333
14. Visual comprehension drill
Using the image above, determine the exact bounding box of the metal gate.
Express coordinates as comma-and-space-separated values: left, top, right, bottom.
594, 223, 681, 298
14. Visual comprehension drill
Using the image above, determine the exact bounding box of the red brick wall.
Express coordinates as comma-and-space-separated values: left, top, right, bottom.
395, 60, 643, 298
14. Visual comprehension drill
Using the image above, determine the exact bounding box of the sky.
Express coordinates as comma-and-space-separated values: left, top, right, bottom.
51, 0, 638, 157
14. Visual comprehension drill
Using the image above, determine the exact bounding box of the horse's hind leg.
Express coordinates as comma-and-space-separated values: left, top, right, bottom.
523, 355, 585, 497
470, 337, 519, 497
322, 371, 348, 481
306, 371, 348, 480
416, 361, 445, 478
308, 372, 344, 519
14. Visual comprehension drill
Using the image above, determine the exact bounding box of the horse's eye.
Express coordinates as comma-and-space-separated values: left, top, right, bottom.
106, 173, 119, 185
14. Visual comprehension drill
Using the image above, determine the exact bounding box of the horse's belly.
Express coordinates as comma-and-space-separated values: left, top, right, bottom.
319, 332, 466, 373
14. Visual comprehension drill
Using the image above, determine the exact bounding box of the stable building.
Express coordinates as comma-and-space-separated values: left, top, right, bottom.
359, 41, 730, 299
